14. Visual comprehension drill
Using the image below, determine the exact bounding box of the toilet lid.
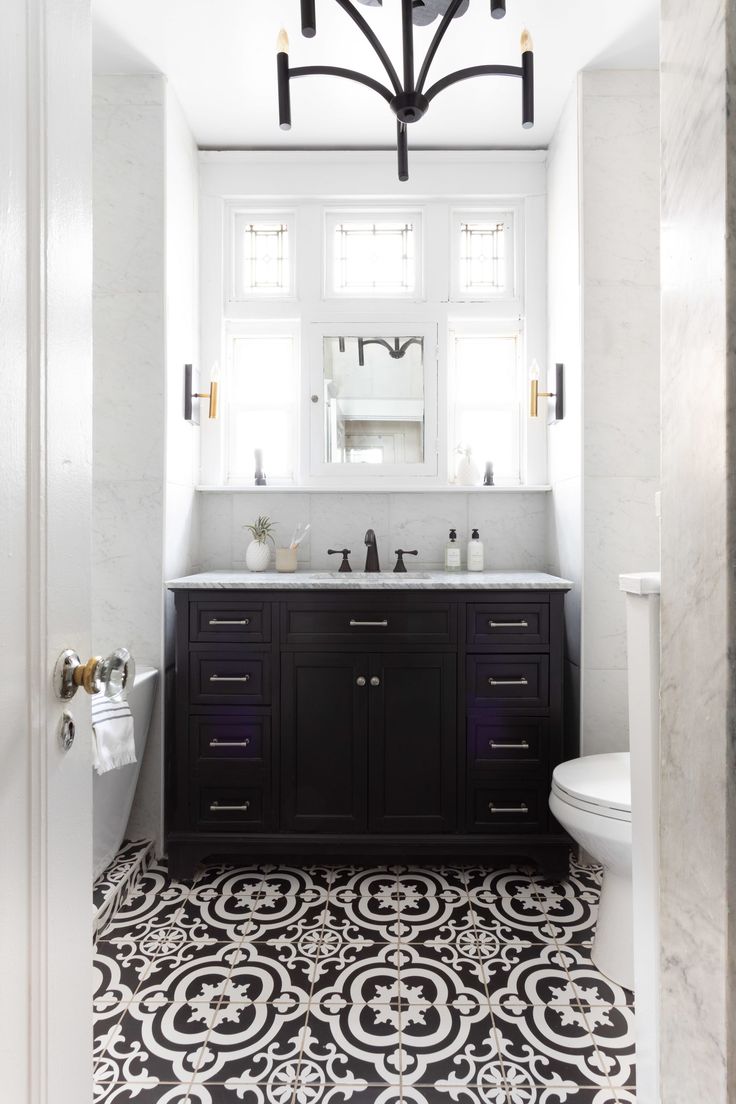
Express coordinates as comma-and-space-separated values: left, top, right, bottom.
552, 753, 631, 816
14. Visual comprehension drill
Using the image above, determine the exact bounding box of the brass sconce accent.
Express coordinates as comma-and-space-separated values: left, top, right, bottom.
529, 362, 564, 422
184, 363, 219, 423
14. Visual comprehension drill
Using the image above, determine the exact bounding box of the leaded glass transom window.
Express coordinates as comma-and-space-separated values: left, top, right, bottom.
327, 214, 420, 297
459, 219, 506, 295
244, 222, 288, 291
231, 212, 294, 298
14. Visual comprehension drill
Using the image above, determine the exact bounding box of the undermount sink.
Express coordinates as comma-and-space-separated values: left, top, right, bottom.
310, 571, 432, 580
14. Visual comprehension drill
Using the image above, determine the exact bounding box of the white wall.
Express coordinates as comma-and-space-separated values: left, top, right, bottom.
579, 71, 660, 754
93, 75, 199, 852
92, 76, 165, 668
547, 71, 660, 757
546, 87, 583, 754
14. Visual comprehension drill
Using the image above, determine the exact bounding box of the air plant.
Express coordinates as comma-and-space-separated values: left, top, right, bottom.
244, 515, 276, 545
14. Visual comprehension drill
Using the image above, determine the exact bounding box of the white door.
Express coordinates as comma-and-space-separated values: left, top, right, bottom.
1, 1, 93, 1102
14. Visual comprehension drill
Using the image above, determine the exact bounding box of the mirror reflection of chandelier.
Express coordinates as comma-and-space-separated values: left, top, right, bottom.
276, 0, 534, 181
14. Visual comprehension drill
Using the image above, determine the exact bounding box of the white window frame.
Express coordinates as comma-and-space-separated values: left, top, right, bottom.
323, 208, 424, 301
306, 320, 439, 482
226, 205, 297, 303
447, 319, 526, 486
450, 207, 518, 303
221, 319, 301, 486
198, 156, 547, 489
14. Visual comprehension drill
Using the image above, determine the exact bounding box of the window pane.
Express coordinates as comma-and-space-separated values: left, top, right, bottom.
230, 337, 294, 406
228, 333, 297, 481
230, 409, 294, 480
454, 335, 518, 404
459, 220, 506, 295
455, 408, 519, 480
238, 219, 290, 294
333, 221, 416, 294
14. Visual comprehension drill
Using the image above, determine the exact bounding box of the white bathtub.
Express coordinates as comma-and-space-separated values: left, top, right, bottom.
93, 664, 159, 878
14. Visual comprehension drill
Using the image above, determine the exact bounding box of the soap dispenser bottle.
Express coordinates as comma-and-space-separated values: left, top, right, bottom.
467, 528, 484, 571
445, 528, 462, 572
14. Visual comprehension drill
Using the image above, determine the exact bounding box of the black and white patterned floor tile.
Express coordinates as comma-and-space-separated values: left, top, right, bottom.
93, 839, 154, 924
93, 853, 635, 1104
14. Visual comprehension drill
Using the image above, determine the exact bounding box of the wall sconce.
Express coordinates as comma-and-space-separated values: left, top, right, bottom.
529, 360, 564, 422
184, 363, 219, 424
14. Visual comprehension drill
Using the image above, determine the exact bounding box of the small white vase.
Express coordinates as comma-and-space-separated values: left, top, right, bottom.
456, 449, 481, 486
246, 539, 271, 572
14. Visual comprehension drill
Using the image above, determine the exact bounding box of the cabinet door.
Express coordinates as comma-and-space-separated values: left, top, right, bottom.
281, 652, 369, 832
368, 653, 456, 833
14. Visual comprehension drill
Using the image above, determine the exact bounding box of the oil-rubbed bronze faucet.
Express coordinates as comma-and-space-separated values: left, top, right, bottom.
364, 529, 380, 572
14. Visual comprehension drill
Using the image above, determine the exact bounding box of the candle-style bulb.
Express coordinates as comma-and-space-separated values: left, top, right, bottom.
277, 28, 289, 54
530, 358, 540, 381
520, 28, 533, 53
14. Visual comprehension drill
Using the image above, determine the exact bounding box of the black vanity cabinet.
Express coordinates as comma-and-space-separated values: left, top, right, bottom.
280, 650, 456, 835
168, 586, 570, 878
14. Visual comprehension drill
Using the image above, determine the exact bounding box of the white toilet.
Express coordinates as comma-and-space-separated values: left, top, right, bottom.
549, 751, 633, 991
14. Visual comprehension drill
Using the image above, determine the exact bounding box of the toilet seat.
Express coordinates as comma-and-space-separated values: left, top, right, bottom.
552, 752, 631, 823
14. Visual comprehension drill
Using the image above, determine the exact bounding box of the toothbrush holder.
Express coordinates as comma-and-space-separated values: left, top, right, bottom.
275, 546, 298, 573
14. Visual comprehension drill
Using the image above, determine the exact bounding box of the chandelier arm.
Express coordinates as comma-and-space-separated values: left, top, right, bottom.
401, 0, 415, 92
415, 0, 467, 95
289, 65, 394, 105
333, 0, 402, 95
424, 63, 522, 103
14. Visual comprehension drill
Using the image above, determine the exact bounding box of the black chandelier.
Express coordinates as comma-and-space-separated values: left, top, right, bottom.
276, 0, 534, 181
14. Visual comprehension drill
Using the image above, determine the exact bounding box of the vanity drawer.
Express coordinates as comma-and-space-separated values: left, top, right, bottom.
284, 602, 454, 645
468, 655, 549, 709
190, 600, 271, 643
190, 714, 269, 764
468, 714, 548, 766
467, 783, 547, 832
189, 651, 271, 705
467, 602, 549, 648
193, 783, 269, 831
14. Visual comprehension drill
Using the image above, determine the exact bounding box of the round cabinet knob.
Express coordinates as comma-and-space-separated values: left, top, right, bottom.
356, 676, 366, 687
370, 676, 381, 687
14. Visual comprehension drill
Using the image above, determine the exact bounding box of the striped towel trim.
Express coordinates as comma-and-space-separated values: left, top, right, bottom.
92, 694, 136, 775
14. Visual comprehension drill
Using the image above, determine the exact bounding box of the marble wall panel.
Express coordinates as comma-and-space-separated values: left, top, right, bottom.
196, 491, 552, 575
659, 1, 735, 1098
583, 476, 660, 672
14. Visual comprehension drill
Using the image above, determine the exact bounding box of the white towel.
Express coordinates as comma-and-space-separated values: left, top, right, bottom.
91, 695, 136, 774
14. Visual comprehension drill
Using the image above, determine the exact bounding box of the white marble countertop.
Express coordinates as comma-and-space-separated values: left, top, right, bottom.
166, 569, 573, 591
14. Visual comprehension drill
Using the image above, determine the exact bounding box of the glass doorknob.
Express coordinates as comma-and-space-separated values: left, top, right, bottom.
53, 647, 135, 702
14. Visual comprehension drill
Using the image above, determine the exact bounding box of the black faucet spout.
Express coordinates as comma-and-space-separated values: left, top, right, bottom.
364, 528, 380, 573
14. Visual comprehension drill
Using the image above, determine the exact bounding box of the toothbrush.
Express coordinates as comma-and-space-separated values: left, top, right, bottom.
289, 522, 311, 550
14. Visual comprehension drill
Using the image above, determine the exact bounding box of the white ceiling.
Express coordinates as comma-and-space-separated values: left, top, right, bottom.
92, 0, 659, 150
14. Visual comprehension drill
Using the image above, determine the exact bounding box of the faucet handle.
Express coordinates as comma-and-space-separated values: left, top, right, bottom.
393, 549, 418, 573
328, 548, 352, 573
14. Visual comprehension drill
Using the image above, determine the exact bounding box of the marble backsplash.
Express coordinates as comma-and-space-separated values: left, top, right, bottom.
196, 490, 552, 575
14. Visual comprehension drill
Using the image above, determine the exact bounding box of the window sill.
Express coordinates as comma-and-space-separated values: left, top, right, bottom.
196, 484, 552, 494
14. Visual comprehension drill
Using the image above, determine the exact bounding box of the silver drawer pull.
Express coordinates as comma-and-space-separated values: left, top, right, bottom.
488, 802, 529, 814
209, 801, 250, 812
488, 676, 528, 686
209, 738, 251, 748
209, 618, 250, 625
488, 620, 529, 628
349, 619, 388, 627
209, 674, 250, 682
489, 740, 530, 750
